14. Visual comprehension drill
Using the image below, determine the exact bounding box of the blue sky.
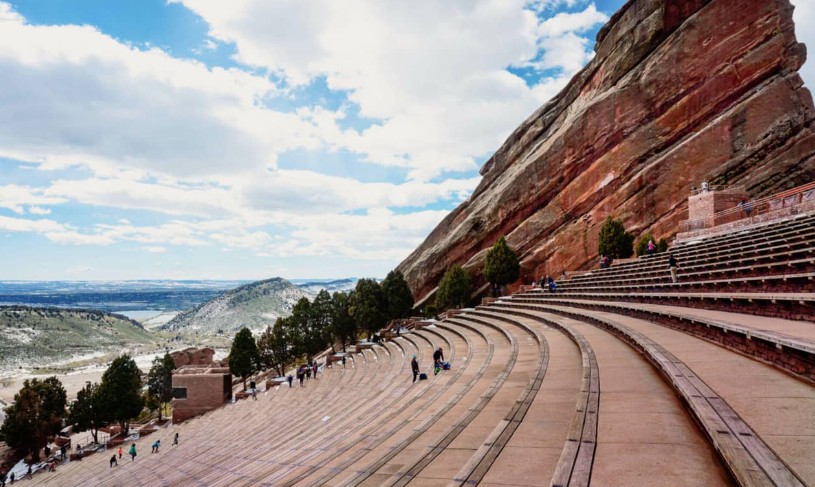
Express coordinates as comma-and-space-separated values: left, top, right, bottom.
0, 0, 812, 280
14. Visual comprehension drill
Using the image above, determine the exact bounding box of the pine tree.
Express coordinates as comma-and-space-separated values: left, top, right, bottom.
0, 377, 66, 460
67, 382, 103, 443
381, 270, 414, 321
435, 264, 472, 310
598, 217, 634, 259
330, 291, 357, 352
99, 355, 144, 435
257, 319, 293, 376
147, 353, 175, 421
229, 327, 259, 390
350, 278, 386, 340
484, 236, 520, 291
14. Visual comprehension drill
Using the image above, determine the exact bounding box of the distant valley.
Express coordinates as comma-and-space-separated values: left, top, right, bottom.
0, 278, 360, 370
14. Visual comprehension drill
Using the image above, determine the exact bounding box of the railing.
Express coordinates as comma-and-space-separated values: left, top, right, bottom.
680, 181, 815, 233
689, 184, 745, 196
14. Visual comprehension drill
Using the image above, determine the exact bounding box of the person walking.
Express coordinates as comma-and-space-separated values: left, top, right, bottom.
60, 444, 67, 461
8, 472, 14, 485
341, 356, 346, 368
287, 374, 293, 387
110, 454, 118, 468
25, 466, 31, 480
117, 446, 123, 460
298, 368, 305, 387
129, 443, 137, 461
151, 440, 160, 453
173, 433, 179, 446
668, 253, 679, 283
647, 239, 656, 256
312, 363, 318, 378
0, 469, 6, 487
411, 354, 420, 383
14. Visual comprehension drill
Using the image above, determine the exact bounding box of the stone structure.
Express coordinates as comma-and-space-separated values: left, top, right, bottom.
398, 0, 815, 304
685, 186, 749, 230
170, 347, 216, 369
171, 365, 232, 424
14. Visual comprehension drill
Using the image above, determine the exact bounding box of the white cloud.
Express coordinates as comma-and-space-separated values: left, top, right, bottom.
0, 7, 324, 179
0, 184, 65, 214
175, 0, 607, 180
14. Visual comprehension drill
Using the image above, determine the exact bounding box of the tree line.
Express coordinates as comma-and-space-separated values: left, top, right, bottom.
0, 353, 175, 462
228, 271, 415, 388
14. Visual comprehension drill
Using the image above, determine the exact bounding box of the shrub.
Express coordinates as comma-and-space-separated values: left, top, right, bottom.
635, 232, 655, 257
657, 238, 669, 253
484, 236, 520, 288
598, 217, 634, 259
436, 265, 472, 311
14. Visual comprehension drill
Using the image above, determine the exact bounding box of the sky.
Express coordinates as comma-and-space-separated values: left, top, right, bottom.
0, 0, 813, 281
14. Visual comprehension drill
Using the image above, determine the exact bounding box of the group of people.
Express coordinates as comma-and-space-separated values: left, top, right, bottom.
410, 347, 447, 383
292, 362, 320, 387
110, 433, 178, 468
538, 275, 557, 293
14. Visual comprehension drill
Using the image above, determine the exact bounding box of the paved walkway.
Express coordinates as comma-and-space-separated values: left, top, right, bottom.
549, 298, 815, 343
579, 309, 815, 485
519, 309, 734, 486
478, 314, 582, 487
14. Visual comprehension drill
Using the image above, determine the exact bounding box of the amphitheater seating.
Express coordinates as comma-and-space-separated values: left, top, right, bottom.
27, 213, 815, 486
534, 212, 815, 321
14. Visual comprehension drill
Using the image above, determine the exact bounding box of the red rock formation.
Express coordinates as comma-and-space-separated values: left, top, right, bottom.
399, 0, 815, 304
170, 347, 216, 369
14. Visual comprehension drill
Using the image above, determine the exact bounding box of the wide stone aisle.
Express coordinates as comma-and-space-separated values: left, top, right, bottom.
551, 313, 733, 487
580, 308, 815, 485
476, 312, 582, 487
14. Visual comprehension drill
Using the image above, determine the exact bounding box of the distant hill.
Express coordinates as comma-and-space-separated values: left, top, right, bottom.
162, 278, 310, 336
295, 278, 358, 295
0, 306, 157, 370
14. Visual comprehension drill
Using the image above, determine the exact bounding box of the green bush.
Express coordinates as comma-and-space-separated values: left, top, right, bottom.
657, 238, 669, 253
635, 232, 654, 257
436, 264, 472, 311
598, 217, 634, 259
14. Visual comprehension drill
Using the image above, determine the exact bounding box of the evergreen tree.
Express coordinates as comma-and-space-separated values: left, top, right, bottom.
484, 236, 520, 292
435, 264, 472, 310
380, 270, 414, 321
598, 217, 634, 259
350, 278, 386, 340
228, 327, 259, 390
0, 377, 66, 460
257, 319, 293, 376
147, 353, 175, 421
310, 290, 334, 353
330, 291, 357, 352
99, 355, 144, 435
67, 382, 103, 443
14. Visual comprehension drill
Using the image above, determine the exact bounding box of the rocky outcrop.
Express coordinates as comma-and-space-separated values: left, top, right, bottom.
399, 0, 815, 303
170, 347, 216, 369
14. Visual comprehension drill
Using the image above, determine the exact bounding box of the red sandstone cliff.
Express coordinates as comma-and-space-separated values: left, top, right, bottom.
398, 0, 815, 304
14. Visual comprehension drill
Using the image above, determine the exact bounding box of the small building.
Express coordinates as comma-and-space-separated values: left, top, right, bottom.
171, 365, 232, 424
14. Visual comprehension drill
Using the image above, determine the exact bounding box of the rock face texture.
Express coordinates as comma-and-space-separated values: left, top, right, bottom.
399, 0, 815, 303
